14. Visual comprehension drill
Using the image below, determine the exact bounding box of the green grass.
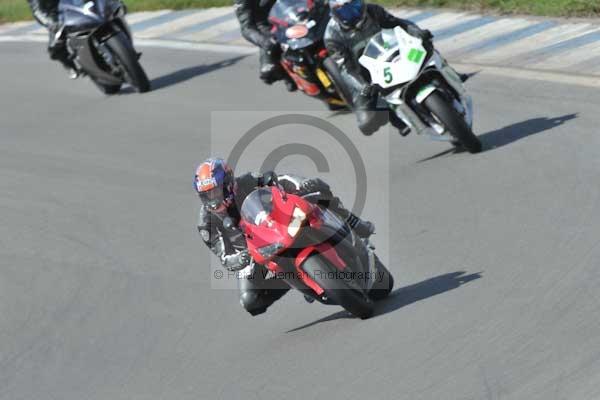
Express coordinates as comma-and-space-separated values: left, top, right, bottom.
0, 0, 31, 23
1, 0, 598, 24
373, 0, 600, 17
0, 0, 230, 24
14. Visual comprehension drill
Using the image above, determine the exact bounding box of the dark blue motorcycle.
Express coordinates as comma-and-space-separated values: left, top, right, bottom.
58, 0, 150, 93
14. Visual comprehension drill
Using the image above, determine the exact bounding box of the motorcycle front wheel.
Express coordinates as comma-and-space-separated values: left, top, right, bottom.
104, 32, 150, 93
424, 92, 482, 153
91, 78, 122, 94
301, 253, 374, 319
368, 255, 394, 301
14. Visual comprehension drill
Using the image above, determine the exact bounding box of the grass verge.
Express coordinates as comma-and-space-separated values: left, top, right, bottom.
1, 0, 598, 24
375, 0, 600, 17
0, 0, 231, 24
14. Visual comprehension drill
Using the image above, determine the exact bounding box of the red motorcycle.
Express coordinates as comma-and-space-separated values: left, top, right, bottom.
268, 0, 350, 110
239, 186, 393, 319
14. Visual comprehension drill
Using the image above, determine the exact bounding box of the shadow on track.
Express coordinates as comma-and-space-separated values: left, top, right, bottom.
373, 270, 482, 317
416, 147, 464, 163
480, 114, 578, 151
416, 114, 577, 162
149, 55, 248, 91
286, 271, 482, 333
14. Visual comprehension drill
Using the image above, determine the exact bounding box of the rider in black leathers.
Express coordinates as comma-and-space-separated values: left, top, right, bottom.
234, 0, 294, 89
194, 158, 374, 316
27, 0, 78, 75
324, 0, 432, 135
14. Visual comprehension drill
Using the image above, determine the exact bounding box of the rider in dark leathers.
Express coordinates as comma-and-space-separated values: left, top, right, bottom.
234, 0, 293, 89
27, 0, 78, 75
324, 0, 432, 135
195, 158, 374, 316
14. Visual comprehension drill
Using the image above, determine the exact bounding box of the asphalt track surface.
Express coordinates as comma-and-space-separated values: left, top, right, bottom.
2, 42, 600, 400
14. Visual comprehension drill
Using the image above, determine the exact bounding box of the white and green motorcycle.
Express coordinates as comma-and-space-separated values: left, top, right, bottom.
359, 27, 481, 153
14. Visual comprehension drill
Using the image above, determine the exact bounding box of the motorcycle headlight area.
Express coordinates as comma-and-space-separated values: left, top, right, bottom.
258, 242, 285, 258
287, 207, 306, 237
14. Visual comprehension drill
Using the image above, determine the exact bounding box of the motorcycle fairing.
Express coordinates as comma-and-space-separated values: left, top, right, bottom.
359, 27, 427, 88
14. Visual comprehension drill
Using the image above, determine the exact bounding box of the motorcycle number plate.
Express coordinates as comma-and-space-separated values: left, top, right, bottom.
315, 68, 332, 88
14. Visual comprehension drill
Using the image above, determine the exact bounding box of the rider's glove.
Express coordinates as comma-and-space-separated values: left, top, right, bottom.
407, 25, 433, 42
223, 250, 252, 271
261, 171, 278, 186
360, 84, 379, 99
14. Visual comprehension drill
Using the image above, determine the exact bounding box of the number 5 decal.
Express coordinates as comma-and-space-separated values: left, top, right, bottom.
383, 67, 392, 84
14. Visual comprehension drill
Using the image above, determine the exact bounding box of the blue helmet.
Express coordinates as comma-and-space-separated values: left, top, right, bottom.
329, 0, 366, 29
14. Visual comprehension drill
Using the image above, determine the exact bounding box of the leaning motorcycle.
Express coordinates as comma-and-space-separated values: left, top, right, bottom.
58, 0, 150, 93
239, 186, 394, 319
359, 27, 481, 153
269, 0, 348, 110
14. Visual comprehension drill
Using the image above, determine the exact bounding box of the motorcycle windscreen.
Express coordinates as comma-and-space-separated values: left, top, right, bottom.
59, 0, 105, 28
270, 0, 313, 26
240, 188, 274, 226
269, 0, 326, 49
59, 0, 118, 21
358, 27, 427, 88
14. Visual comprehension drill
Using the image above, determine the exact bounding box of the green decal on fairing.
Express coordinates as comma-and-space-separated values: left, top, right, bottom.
407, 48, 425, 63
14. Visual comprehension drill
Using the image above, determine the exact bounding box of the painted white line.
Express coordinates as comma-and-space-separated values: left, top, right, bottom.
468, 23, 596, 64
455, 62, 600, 88
390, 9, 424, 19
527, 33, 600, 70
418, 12, 477, 32
3, 33, 600, 86
0, 35, 47, 43
135, 38, 256, 54
0, 21, 35, 34
437, 18, 533, 54
229, 37, 249, 46
126, 10, 173, 25
180, 18, 239, 42
3, 13, 600, 88
135, 7, 232, 39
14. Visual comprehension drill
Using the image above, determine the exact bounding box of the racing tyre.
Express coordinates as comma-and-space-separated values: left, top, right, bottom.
91, 79, 122, 95
424, 92, 481, 153
369, 255, 394, 301
301, 253, 374, 319
104, 32, 150, 93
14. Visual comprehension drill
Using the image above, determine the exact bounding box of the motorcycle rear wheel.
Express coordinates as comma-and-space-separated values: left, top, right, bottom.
424, 92, 481, 153
301, 254, 374, 319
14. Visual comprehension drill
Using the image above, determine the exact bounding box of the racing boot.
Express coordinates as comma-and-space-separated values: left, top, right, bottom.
239, 266, 290, 316
283, 76, 297, 92
259, 46, 284, 85
240, 289, 289, 316
48, 26, 79, 78
389, 111, 410, 136
327, 101, 347, 111
354, 85, 387, 136
329, 198, 375, 238
303, 294, 315, 304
